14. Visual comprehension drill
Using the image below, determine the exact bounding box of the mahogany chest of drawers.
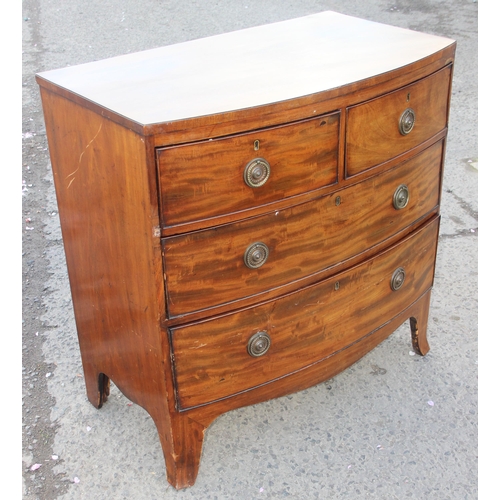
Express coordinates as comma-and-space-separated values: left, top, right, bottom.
36, 12, 456, 488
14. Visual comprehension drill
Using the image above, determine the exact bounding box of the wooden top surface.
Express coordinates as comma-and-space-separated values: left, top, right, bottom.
36, 11, 454, 126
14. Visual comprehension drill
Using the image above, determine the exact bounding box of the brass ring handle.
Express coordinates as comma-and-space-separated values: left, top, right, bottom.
247, 331, 271, 357
391, 267, 406, 291
399, 108, 415, 135
244, 158, 271, 188
393, 184, 410, 210
244, 242, 269, 269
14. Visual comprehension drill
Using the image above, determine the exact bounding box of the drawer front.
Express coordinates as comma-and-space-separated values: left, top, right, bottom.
345, 65, 451, 177
170, 216, 439, 410
157, 113, 339, 226
163, 140, 444, 317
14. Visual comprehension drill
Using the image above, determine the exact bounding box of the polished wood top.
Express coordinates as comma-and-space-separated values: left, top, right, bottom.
36, 11, 454, 126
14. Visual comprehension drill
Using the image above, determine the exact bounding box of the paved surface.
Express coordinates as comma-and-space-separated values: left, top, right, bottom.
21, 1, 478, 499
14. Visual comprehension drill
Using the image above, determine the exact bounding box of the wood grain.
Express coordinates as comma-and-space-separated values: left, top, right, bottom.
345, 65, 452, 176
185, 287, 435, 429
170, 217, 439, 410
157, 112, 339, 226
39, 88, 165, 407
163, 140, 444, 317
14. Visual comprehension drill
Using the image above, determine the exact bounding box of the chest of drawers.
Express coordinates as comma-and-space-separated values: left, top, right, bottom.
36, 11, 456, 489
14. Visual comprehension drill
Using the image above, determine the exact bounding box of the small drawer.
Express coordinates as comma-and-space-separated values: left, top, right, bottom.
163, 140, 444, 317
169, 216, 439, 410
156, 113, 339, 226
345, 65, 452, 177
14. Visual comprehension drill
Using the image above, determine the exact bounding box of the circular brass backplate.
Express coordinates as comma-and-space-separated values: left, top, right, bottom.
244, 242, 269, 269
399, 108, 416, 135
393, 184, 410, 210
391, 267, 406, 291
247, 331, 271, 357
244, 158, 271, 188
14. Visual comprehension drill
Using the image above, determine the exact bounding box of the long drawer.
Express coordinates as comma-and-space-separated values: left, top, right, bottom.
169, 216, 439, 410
345, 65, 452, 177
162, 140, 444, 317
156, 112, 339, 227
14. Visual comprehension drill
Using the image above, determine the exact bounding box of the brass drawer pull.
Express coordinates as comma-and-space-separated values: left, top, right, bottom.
247, 331, 271, 357
399, 108, 415, 135
244, 242, 269, 269
244, 158, 271, 188
393, 184, 410, 210
391, 267, 406, 291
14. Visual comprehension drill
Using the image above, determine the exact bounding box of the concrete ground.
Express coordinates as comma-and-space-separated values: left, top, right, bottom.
21, 1, 478, 499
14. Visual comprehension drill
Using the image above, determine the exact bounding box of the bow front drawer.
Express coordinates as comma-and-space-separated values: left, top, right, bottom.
162, 140, 444, 317
345, 65, 452, 177
156, 113, 339, 227
169, 216, 439, 411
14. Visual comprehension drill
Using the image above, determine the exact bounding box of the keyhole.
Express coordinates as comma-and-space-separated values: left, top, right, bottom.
254, 140, 260, 151
407, 92, 411, 102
